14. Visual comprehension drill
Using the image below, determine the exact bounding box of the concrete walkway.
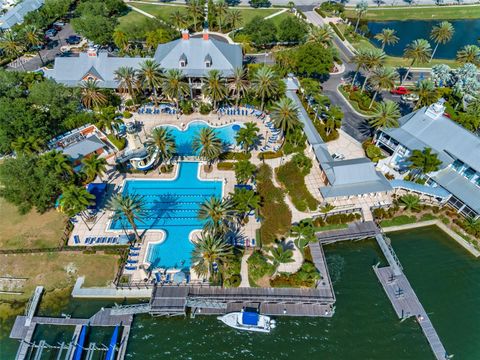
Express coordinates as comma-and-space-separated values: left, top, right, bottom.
239, 251, 252, 287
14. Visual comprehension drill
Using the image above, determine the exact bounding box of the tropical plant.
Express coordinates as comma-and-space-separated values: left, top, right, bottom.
232, 188, 261, 219
0, 31, 26, 69
187, 0, 204, 32
108, 193, 146, 242
95, 106, 123, 133
360, 48, 386, 93
408, 147, 442, 176
234, 160, 256, 184
351, 48, 369, 86
198, 196, 237, 233
146, 127, 176, 164
59, 184, 96, 217
137, 59, 164, 107
369, 100, 400, 129
215, 0, 228, 32
374, 28, 399, 50
270, 97, 301, 135
399, 194, 422, 211
429, 21, 454, 61
235, 121, 259, 153
113, 30, 129, 53
319, 203, 335, 218
171, 9, 187, 29
307, 25, 333, 45
403, 39, 432, 82
191, 232, 233, 280
354, 0, 368, 33
268, 244, 294, 268
430, 64, 452, 86
80, 79, 108, 109
202, 69, 228, 110
162, 69, 190, 113
251, 66, 279, 110
41, 150, 74, 180
22, 25, 44, 64
290, 219, 316, 254
368, 66, 398, 108
192, 127, 223, 164
456, 44, 480, 66
415, 80, 439, 108
226, 9, 242, 30
114, 66, 138, 98
229, 67, 249, 107
11, 136, 44, 155
463, 217, 480, 236
81, 154, 108, 182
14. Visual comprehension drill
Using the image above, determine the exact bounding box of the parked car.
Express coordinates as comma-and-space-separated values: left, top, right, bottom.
66, 35, 81, 45
45, 29, 57, 38
390, 86, 409, 95
401, 93, 419, 102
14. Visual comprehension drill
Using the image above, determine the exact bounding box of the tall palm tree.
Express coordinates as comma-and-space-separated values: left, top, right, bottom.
187, 0, 203, 32
290, 219, 316, 253
268, 244, 294, 268
399, 194, 421, 211
368, 66, 398, 108
216, 0, 228, 32
415, 80, 439, 108
229, 67, 249, 107
198, 196, 237, 234
162, 69, 190, 113
251, 66, 278, 110
270, 97, 301, 135
80, 79, 108, 109
108, 194, 146, 242
146, 127, 176, 163
430, 21, 454, 61
232, 188, 261, 219
234, 160, 256, 184
374, 28, 399, 50
192, 127, 223, 164
0, 31, 26, 69
456, 44, 480, 66
369, 100, 400, 129
81, 154, 108, 182
41, 150, 74, 180
171, 9, 187, 29
202, 69, 227, 110
11, 136, 44, 155
351, 48, 369, 86
112, 30, 129, 53
137, 59, 163, 107
235, 121, 259, 153
192, 232, 233, 280
308, 25, 333, 45
408, 147, 442, 177
59, 184, 96, 217
226, 9, 242, 30
22, 25, 44, 65
360, 48, 386, 93
463, 217, 480, 236
95, 106, 123, 133
114, 66, 138, 98
354, 0, 368, 33
403, 39, 432, 82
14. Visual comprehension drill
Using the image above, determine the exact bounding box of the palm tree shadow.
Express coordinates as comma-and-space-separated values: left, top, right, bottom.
358, 118, 375, 138
149, 193, 181, 228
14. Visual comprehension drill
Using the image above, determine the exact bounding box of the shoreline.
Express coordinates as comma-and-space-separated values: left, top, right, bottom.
382, 220, 480, 258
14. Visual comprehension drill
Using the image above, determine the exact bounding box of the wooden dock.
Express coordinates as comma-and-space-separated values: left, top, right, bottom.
309, 242, 336, 302
374, 266, 450, 360
117, 325, 131, 360
316, 221, 380, 244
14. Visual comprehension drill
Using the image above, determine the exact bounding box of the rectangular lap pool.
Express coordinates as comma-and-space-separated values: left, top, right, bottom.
109, 162, 223, 269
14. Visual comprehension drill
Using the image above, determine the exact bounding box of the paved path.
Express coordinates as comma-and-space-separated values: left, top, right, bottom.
239, 251, 252, 287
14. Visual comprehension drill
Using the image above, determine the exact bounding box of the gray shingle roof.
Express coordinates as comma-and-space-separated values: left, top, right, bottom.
433, 168, 480, 213
0, 0, 44, 29
62, 135, 105, 160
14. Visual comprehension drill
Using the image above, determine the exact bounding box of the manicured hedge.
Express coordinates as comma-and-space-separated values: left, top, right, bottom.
329, 22, 345, 41
258, 150, 284, 160
217, 162, 235, 170
315, 9, 327, 18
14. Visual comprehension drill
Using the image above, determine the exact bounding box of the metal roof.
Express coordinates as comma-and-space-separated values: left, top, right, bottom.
0, 0, 44, 29
390, 179, 450, 198
433, 168, 480, 213
61, 134, 105, 160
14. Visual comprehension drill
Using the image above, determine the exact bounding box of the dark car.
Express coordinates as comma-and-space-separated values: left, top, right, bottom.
66, 35, 81, 45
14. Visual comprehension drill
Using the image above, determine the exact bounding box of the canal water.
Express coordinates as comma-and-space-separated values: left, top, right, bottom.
367, 19, 480, 59
0, 226, 478, 359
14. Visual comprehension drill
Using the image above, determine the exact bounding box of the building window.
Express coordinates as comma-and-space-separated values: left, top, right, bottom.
205, 61, 211, 68
179, 61, 186, 67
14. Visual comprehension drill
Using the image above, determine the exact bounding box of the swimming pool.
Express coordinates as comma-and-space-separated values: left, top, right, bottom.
161, 121, 242, 156
109, 162, 223, 269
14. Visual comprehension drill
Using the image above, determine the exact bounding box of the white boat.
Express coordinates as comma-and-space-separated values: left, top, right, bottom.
217, 310, 276, 333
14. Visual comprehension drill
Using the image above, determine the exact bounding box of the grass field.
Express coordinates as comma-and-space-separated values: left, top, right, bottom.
345, 4, 480, 20
0, 198, 67, 250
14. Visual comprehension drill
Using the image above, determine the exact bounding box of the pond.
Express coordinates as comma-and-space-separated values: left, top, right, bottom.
367, 19, 480, 59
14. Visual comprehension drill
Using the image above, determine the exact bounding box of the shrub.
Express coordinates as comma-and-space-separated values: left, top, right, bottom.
217, 162, 235, 170
270, 261, 320, 288
180, 100, 194, 115
199, 102, 212, 115
247, 250, 275, 285
365, 144, 383, 162
107, 134, 126, 150
420, 213, 437, 221
222, 151, 251, 161
315, 9, 326, 18
258, 150, 283, 159
123, 111, 132, 119
124, 99, 134, 107
329, 22, 345, 41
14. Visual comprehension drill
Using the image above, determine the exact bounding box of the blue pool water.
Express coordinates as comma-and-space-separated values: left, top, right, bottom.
162, 121, 241, 156
109, 162, 223, 269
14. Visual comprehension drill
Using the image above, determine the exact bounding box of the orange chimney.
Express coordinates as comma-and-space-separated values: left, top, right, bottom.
181, 29, 189, 40
203, 29, 209, 41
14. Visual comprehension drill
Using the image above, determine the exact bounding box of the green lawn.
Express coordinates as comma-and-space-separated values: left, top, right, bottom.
117, 9, 150, 32
345, 4, 480, 20
380, 215, 417, 227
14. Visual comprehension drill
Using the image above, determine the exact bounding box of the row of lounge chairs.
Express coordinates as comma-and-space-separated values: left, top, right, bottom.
233, 238, 256, 247
73, 235, 119, 245
125, 246, 141, 271
138, 107, 177, 115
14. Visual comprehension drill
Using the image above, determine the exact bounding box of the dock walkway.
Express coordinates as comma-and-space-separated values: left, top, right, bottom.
316, 221, 380, 244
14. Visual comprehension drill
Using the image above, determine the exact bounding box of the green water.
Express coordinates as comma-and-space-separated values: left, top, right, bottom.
1, 226, 478, 359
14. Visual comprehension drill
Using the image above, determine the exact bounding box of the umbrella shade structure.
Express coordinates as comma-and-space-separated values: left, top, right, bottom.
173, 271, 186, 283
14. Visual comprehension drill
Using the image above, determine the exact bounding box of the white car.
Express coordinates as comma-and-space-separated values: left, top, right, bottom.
401, 93, 420, 102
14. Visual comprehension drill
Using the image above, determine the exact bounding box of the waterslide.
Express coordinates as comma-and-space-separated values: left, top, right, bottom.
131, 147, 159, 171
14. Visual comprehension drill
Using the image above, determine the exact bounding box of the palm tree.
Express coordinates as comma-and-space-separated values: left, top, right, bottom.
319, 203, 335, 219
234, 160, 256, 184
403, 39, 432, 82
368, 66, 398, 108
0, 31, 26, 69
226, 9, 242, 30
95, 106, 123, 133
114, 66, 138, 98
187, 0, 203, 32
251, 66, 278, 110
369, 100, 400, 129
308, 25, 333, 45
112, 30, 129, 53
268, 244, 294, 268
415, 80, 439, 108
192, 232, 233, 280
231, 188, 261, 219
463, 217, 480, 236
360, 48, 386, 93
235, 122, 259, 153
430, 21, 454, 61
216, 0, 229, 32
290, 219, 316, 253
192, 127, 223, 164
59, 185, 96, 217
108, 194, 146, 242
270, 97, 301, 135
162, 69, 190, 113
198, 196, 237, 234
41, 150, 74, 180
171, 10, 187, 29
80, 79, 108, 109
137, 59, 163, 107
374, 28, 399, 50
146, 127, 176, 163
354, 0, 368, 33
456, 45, 480, 66
408, 147, 442, 177
22, 25, 44, 65
229, 67, 249, 107
399, 194, 421, 211
11, 136, 44, 155
202, 69, 227, 110
351, 48, 369, 86
82, 154, 108, 182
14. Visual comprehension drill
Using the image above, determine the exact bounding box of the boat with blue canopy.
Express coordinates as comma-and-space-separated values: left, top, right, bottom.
218, 310, 275, 333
